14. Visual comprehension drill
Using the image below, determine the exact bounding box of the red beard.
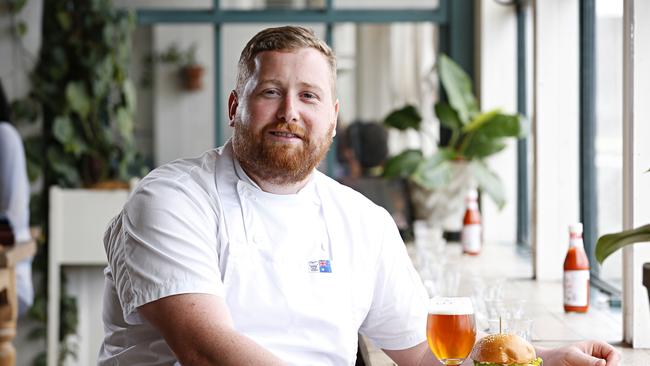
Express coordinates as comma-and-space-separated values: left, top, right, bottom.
232, 120, 333, 185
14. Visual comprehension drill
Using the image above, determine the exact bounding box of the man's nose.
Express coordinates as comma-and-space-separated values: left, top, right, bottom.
277, 95, 299, 122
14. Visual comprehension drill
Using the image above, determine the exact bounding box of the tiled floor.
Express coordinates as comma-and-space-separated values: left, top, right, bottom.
362, 241, 650, 365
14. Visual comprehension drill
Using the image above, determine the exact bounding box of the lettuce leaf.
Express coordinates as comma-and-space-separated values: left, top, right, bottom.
473, 357, 542, 366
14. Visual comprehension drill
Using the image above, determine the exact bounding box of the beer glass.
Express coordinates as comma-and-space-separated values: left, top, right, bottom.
426, 297, 476, 365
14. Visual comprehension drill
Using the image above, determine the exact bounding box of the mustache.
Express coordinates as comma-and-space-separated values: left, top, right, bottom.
263, 122, 307, 139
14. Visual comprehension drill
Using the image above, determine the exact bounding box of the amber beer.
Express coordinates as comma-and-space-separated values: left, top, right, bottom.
426, 297, 476, 365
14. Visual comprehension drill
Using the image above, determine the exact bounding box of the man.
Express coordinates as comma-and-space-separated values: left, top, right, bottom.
100, 26, 620, 366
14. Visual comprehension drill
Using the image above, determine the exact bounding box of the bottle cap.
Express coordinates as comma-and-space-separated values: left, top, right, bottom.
466, 189, 478, 201
569, 223, 583, 234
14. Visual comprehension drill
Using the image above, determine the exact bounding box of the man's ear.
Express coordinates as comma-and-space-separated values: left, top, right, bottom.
228, 90, 238, 127
332, 99, 340, 137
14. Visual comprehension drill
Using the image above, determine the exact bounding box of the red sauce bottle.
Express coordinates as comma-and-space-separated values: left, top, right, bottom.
563, 223, 590, 313
461, 189, 481, 255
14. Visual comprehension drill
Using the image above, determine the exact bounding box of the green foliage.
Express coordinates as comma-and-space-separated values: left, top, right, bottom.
382, 54, 526, 209
595, 170, 650, 265
9, 0, 149, 364
596, 224, 650, 264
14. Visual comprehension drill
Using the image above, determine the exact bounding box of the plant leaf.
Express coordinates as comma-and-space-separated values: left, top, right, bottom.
52, 116, 74, 144
434, 102, 462, 132
595, 224, 650, 264
56, 12, 71, 31
411, 149, 456, 190
115, 107, 133, 143
462, 109, 502, 133
382, 149, 423, 178
465, 112, 522, 138
438, 54, 479, 124
470, 160, 505, 209
383, 105, 422, 131
65, 82, 90, 119
122, 80, 137, 113
462, 135, 507, 160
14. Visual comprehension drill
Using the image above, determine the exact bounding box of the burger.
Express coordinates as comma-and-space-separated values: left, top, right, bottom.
470, 333, 543, 366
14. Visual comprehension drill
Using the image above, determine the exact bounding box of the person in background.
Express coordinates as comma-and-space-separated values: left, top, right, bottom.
0, 80, 34, 315
337, 121, 413, 239
99, 26, 620, 366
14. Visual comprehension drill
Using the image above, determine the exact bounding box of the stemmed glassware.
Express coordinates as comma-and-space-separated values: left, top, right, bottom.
426, 297, 476, 365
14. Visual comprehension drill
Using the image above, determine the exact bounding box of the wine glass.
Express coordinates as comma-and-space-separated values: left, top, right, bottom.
426, 297, 476, 365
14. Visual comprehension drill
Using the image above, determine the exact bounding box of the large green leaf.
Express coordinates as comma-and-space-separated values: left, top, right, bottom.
53, 116, 87, 157
466, 113, 522, 138
65, 82, 90, 119
438, 54, 479, 124
462, 109, 501, 133
470, 160, 505, 209
382, 149, 423, 178
595, 224, 650, 264
411, 149, 456, 190
434, 102, 462, 132
115, 107, 134, 143
52, 116, 74, 144
462, 134, 507, 160
122, 80, 137, 113
383, 105, 422, 131
47, 147, 81, 187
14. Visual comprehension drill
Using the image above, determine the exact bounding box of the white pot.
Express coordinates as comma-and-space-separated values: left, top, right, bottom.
409, 161, 475, 232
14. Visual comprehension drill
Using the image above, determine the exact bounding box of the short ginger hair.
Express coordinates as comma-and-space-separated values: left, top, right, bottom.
235, 26, 337, 96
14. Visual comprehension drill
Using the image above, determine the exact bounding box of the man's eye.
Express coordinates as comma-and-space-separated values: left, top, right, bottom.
302, 92, 318, 100
263, 89, 280, 96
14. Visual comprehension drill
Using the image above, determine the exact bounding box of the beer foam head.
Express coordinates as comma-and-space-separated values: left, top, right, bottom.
429, 296, 474, 315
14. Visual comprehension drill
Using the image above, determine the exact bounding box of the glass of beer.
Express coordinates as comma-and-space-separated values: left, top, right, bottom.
426, 297, 476, 365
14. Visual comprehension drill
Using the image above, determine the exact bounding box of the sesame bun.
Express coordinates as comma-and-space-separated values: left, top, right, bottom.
470, 333, 537, 365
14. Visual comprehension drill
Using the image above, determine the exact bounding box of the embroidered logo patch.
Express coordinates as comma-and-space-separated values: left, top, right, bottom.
308, 259, 332, 273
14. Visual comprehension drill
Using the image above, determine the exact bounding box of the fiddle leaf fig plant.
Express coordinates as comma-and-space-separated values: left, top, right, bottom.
383, 54, 526, 209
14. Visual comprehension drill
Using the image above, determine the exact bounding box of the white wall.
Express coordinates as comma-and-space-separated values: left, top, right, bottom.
153, 25, 216, 165
532, 0, 580, 280
477, 0, 518, 245
622, 0, 650, 348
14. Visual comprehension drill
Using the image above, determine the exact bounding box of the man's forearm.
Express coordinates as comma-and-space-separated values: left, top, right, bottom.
173, 325, 286, 366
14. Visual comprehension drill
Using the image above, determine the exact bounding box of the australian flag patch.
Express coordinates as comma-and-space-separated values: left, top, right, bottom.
308, 259, 332, 273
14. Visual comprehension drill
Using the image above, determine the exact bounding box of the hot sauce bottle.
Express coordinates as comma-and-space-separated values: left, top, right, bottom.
563, 223, 590, 313
461, 189, 481, 255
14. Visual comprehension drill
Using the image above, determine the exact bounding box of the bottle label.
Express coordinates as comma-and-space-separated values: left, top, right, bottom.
461, 224, 481, 253
563, 270, 590, 306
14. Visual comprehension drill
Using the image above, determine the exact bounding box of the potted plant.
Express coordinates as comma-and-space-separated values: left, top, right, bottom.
382, 54, 526, 226
145, 43, 205, 91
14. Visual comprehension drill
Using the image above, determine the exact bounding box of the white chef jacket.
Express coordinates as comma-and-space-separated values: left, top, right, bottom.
0, 121, 33, 315
99, 141, 428, 366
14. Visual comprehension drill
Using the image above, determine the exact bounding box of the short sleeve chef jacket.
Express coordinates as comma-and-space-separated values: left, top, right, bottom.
99, 141, 428, 366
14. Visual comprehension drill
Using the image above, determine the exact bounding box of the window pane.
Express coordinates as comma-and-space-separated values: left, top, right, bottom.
595, 0, 623, 289
220, 0, 325, 10
334, 0, 439, 10
114, 0, 212, 10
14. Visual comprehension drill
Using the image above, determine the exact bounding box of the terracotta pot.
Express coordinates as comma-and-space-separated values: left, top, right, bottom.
182, 65, 205, 91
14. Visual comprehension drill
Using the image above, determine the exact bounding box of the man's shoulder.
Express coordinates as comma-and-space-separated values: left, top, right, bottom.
127, 148, 227, 209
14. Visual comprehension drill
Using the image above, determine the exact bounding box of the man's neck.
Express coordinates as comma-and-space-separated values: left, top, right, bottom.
241, 167, 312, 195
